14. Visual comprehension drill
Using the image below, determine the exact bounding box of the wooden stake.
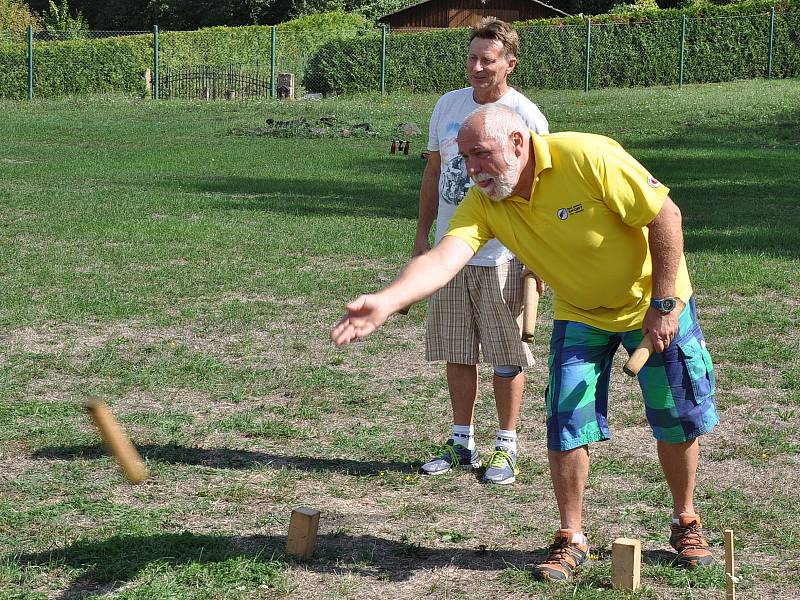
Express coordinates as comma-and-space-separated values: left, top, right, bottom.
612, 537, 641, 591
725, 529, 736, 600
521, 273, 540, 343
286, 507, 320, 559
84, 398, 149, 484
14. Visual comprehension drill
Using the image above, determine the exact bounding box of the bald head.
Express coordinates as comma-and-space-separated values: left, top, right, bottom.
457, 105, 533, 202
460, 104, 530, 149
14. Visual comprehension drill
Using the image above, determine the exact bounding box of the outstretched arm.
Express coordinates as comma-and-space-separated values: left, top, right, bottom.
643, 196, 683, 352
331, 236, 475, 346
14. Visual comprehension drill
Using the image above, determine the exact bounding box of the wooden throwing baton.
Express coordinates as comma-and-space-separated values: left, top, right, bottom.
622, 298, 685, 377
521, 273, 539, 343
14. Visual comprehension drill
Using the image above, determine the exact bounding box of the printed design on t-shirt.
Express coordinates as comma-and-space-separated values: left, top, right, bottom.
444, 120, 461, 139
440, 154, 471, 206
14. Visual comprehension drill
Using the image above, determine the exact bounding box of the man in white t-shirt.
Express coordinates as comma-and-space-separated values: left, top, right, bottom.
412, 17, 549, 485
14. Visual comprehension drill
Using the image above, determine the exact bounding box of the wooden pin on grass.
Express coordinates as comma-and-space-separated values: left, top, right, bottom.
725, 529, 737, 600
84, 398, 149, 484
611, 537, 641, 591
286, 507, 321, 559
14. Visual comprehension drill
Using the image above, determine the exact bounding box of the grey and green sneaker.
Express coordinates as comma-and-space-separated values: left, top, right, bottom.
482, 446, 519, 485
420, 439, 481, 475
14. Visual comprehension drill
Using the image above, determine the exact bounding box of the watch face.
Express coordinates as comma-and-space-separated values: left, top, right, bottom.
661, 298, 676, 312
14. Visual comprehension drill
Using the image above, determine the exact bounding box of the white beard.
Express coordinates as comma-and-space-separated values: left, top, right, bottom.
474, 152, 521, 202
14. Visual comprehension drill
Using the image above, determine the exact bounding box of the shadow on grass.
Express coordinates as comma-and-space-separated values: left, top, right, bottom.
11, 530, 545, 599
31, 443, 417, 475
183, 156, 424, 221
638, 109, 800, 259
178, 111, 800, 259
190, 167, 800, 261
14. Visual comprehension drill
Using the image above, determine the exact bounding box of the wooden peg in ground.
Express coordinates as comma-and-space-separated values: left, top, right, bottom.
286, 507, 321, 559
612, 537, 641, 591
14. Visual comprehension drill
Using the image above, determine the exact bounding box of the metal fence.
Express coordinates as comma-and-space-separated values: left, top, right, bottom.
0, 11, 794, 101
159, 65, 272, 100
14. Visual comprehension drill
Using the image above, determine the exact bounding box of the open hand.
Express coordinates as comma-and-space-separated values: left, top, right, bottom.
330, 294, 392, 346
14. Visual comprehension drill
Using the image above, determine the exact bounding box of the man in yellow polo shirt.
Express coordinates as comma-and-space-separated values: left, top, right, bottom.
331, 104, 719, 582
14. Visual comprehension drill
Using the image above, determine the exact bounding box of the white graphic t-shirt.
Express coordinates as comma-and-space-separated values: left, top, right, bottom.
428, 87, 549, 266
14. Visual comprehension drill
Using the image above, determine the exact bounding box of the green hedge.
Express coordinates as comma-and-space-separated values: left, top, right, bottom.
0, 12, 373, 99
33, 36, 152, 99
304, 0, 800, 93
0, 42, 27, 100
1, 2, 797, 99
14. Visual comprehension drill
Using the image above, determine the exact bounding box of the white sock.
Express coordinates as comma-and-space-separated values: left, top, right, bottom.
452, 424, 475, 450
571, 531, 589, 545
495, 428, 517, 452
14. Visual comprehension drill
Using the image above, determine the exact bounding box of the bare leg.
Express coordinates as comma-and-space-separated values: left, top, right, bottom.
548, 446, 590, 531
657, 438, 699, 517
492, 371, 524, 430
447, 362, 479, 426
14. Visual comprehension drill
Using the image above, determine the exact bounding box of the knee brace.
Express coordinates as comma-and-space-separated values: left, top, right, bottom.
493, 365, 522, 378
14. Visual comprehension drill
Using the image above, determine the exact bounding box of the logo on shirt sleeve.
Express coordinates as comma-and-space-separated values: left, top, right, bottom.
647, 175, 661, 188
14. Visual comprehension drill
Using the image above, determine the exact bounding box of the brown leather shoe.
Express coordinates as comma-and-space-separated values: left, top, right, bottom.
670, 514, 715, 568
532, 529, 589, 581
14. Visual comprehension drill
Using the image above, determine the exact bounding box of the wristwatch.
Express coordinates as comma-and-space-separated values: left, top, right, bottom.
651, 297, 678, 313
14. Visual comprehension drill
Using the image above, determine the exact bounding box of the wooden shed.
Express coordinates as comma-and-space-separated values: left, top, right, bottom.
378, 0, 569, 31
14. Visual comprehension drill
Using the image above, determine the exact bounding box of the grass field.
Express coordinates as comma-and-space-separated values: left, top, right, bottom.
1, 79, 799, 600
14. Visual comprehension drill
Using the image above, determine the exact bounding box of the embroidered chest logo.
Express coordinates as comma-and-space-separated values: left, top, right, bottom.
556, 204, 584, 221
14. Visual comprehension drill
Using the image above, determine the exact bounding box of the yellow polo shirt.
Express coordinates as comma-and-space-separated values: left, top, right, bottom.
446, 131, 693, 331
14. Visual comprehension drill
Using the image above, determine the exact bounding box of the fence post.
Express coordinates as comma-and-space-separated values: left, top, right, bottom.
380, 25, 387, 96
27, 24, 34, 100
270, 26, 276, 98
767, 6, 776, 79
153, 25, 159, 99
584, 19, 591, 93
679, 14, 686, 88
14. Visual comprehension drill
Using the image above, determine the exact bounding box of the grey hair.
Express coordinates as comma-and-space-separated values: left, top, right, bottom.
464, 104, 530, 154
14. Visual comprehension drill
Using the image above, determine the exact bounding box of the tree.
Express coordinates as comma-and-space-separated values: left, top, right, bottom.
0, 0, 39, 30
41, 0, 88, 36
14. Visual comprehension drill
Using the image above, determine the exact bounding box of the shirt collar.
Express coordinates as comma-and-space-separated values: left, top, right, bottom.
530, 131, 553, 179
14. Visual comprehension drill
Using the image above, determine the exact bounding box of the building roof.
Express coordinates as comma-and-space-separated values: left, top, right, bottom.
379, 0, 571, 20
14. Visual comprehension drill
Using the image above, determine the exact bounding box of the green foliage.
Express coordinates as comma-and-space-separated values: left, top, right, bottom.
304, 0, 800, 93
348, 0, 416, 21
304, 28, 470, 94
0, 45, 26, 95
2, 0, 797, 99
61, 0, 371, 29
277, 10, 371, 30
0, 16, 372, 99
0, 0, 39, 31
516, 0, 794, 24
31, 35, 151, 98
42, 0, 87, 38
609, 0, 660, 14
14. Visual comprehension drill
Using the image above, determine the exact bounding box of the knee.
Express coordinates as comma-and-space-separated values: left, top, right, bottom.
493, 365, 522, 378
